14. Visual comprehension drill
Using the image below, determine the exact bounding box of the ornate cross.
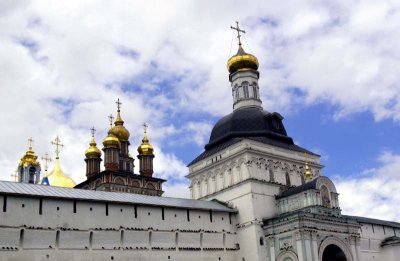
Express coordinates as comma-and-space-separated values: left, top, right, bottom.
28, 137, 34, 149
90, 126, 96, 137
11, 171, 18, 182
41, 153, 52, 171
143, 122, 148, 133
230, 21, 245, 46
51, 136, 64, 158
108, 114, 114, 128
115, 98, 122, 111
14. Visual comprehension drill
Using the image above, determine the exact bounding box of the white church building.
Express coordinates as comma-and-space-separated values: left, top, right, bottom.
0, 26, 399, 261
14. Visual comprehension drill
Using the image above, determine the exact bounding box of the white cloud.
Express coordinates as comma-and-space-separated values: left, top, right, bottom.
1, 0, 400, 199
335, 151, 400, 222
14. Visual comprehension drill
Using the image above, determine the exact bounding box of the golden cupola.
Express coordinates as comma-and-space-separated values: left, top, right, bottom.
19, 139, 40, 168
85, 131, 101, 158
137, 126, 154, 156
109, 99, 130, 142
103, 132, 120, 148
227, 21, 259, 74
47, 158, 76, 188
227, 45, 259, 74
46, 136, 76, 188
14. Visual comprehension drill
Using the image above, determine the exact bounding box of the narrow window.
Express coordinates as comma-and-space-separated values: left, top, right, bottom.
161, 207, 165, 220
187, 209, 190, 222
209, 209, 213, 223
2, 196, 7, 212
134, 205, 137, 218
73, 200, 77, 213
372, 224, 375, 233
243, 82, 249, 98
229, 213, 232, 224
253, 85, 258, 99
285, 172, 291, 186
259, 237, 264, 245
39, 198, 43, 215
235, 88, 240, 100
105, 203, 109, 216
383, 226, 386, 235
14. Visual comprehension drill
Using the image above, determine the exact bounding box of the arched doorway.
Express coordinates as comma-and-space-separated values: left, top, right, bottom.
322, 244, 347, 261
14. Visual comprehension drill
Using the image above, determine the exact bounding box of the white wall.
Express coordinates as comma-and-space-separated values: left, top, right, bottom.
0, 194, 238, 260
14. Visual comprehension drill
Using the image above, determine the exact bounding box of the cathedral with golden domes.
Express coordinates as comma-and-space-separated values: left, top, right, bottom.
15, 99, 164, 196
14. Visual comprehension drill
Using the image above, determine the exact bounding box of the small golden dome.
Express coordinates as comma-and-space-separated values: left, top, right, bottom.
109, 110, 130, 141
85, 137, 101, 158
138, 132, 154, 156
19, 146, 40, 167
103, 133, 120, 148
227, 45, 259, 74
46, 158, 76, 188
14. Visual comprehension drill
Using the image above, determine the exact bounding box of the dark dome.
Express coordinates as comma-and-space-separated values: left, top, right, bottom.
205, 107, 294, 150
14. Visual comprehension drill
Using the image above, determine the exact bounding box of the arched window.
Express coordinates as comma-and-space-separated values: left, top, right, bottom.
236, 88, 240, 101
320, 185, 331, 208
285, 172, 291, 187
252, 84, 258, 99
243, 82, 249, 98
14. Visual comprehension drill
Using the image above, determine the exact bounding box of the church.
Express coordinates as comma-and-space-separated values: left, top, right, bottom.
0, 24, 399, 261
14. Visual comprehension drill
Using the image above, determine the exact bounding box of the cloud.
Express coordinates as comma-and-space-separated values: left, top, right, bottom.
335, 151, 400, 222
1, 0, 400, 199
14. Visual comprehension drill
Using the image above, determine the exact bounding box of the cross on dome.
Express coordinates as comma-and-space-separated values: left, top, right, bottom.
51, 136, 64, 159
115, 98, 122, 111
108, 114, 114, 128
90, 126, 96, 137
230, 21, 245, 46
143, 122, 148, 134
28, 137, 34, 149
41, 153, 52, 172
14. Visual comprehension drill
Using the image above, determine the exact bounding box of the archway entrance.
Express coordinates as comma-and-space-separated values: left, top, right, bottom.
322, 244, 347, 261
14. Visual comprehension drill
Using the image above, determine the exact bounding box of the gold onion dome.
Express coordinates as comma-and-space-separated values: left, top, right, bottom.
85, 136, 101, 158
109, 110, 130, 141
138, 131, 154, 156
227, 45, 259, 74
103, 132, 120, 148
46, 158, 76, 188
19, 146, 40, 167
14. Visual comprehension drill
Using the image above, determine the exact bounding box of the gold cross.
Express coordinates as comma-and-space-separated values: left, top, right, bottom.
231, 21, 246, 46
108, 114, 114, 128
28, 137, 34, 149
41, 153, 52, 172
143, 122, 148, 133
11, 171, 18, 182
51, 136, 64, 159
115, 98, 122, 111
90, 126, 96, 137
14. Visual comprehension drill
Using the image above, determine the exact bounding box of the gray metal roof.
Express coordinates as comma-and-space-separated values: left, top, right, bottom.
343, 215, 400, 229
0, 181, 236, 213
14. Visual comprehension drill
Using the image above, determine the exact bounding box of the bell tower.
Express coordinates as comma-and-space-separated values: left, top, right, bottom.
17, 137, 41, 184
228, 21, 262, 111
137, 123, 155, 177
103, 115, 120, 171
187, 22, 322, 261
85, 127, 102, 178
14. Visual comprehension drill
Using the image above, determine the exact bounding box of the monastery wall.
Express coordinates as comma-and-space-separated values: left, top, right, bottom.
0, 194, 238, 261
358, 222, 400, 261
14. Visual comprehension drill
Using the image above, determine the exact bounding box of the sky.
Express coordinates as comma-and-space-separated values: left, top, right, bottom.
1, 0, 400, 222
